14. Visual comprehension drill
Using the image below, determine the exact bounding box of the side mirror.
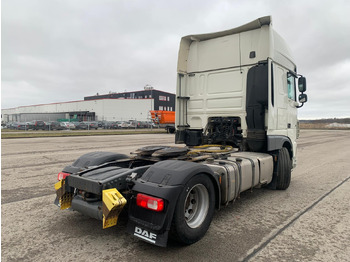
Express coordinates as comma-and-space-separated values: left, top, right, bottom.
299, 93, 308, 103
298, 76, 307, 92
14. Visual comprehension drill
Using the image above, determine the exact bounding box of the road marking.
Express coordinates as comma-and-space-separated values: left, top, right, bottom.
240, 175, 350, 262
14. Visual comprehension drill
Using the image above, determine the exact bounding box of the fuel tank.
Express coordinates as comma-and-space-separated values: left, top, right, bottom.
204, 152, 273, 204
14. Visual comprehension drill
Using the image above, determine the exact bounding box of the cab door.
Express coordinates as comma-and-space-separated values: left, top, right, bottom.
286, 72, 298, 142
274, 65, 297, 138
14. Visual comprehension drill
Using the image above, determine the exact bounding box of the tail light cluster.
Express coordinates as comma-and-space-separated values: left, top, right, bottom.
136, 193, 164, 212
57, 172, 70, 181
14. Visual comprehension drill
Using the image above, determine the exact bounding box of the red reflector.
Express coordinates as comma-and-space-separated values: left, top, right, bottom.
57, 172, 70, 181
136, 193, 164, 212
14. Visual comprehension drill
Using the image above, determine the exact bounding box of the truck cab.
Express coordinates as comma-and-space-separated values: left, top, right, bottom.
175, 16, 307, 167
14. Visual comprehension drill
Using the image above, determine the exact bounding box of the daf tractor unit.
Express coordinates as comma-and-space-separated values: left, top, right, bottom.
54, 16, 307, 247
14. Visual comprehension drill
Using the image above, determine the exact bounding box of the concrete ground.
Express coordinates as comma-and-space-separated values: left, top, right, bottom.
1, 130, 350, 261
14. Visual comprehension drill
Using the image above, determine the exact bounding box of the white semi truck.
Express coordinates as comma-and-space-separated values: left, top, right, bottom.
55, 16, 307, 247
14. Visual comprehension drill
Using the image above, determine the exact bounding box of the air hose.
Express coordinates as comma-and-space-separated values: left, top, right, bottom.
188, 144, 234, 154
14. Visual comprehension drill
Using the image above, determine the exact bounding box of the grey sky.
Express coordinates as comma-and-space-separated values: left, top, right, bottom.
2, 0, 350, 119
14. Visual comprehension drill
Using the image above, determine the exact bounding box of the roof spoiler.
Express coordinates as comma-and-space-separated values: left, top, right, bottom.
177, 16, 271, 73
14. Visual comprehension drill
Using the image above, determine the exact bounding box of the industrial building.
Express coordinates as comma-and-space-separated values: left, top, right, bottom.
1, 88, 175, 123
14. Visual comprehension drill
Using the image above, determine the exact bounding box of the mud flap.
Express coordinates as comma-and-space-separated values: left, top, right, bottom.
127, 220, 169, 247
102, 188, 127, 229
54, 179, 73, 210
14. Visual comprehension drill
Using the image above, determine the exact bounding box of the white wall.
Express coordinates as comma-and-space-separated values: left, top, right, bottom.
95, 99, 152, 121
1, 98, 153, 122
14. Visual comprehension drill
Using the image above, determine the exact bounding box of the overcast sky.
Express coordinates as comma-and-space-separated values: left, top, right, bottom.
2, 0, 350, 119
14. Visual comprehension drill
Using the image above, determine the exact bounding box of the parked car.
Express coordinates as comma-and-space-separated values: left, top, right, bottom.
46, 121, 64, 130
137, 121, 145, 128
87, 122, 98, 130
116, 121, 125, 128
119, 121, 129, 129
60, 122, 76, 129
127, 120, 141, 129
7, 122, 17, 129
75, 122, 88, 130
16, 122, 30, 130
102, 121, 118, 129
144, 121, 155, 128
30, 120, 46, 130
115, 121, 123, 128
10, 122, 20, 129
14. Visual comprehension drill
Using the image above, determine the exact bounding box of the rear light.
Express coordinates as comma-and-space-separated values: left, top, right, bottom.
136, 193, 164, 212
57, 172, 70, 181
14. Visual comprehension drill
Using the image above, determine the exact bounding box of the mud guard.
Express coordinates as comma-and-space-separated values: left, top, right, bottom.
127, 160, 220, 247
62, 152, 129, 174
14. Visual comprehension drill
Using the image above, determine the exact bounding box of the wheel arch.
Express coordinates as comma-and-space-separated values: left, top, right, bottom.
282, 141, 293, 160
127, 160, 221, 247
205, 171, 221, 210
136, 160, 221, 209
267, 135, 293, 159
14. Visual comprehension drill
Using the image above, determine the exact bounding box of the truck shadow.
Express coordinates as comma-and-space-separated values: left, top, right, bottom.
51, 186, 284, 255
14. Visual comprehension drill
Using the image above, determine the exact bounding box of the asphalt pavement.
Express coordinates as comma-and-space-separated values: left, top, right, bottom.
1, 130, 350, 261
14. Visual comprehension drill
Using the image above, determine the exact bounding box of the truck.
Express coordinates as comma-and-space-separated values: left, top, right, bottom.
150, 110, 176, 133
54, 16, 307, 247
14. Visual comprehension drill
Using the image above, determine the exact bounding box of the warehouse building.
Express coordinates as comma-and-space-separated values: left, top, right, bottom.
84, 88, 175, 112
1, 88, 175, 123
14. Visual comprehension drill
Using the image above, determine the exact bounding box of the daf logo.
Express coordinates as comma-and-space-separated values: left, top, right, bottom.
134, 227, 157, 243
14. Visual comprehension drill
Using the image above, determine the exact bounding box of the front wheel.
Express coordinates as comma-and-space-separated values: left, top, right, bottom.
276, 147, 292, 190
171, 174, 215, 245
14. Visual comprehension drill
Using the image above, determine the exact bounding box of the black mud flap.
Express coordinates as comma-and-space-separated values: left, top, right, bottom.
126, 183, 182, 247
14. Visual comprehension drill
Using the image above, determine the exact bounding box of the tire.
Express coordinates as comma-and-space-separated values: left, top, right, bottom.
276, 147, 291, 190
171, 174, 215, 245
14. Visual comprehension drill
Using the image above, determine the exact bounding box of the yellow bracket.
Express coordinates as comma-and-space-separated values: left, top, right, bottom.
102, 188, 127, 229
54, 179, 73, 210
54, 179, 64, 191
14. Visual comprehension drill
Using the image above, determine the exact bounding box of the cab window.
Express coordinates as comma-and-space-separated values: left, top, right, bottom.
287, 73, 296, 101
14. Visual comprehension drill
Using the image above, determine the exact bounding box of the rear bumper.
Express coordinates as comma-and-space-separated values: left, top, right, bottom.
54, 194, 103, 221
55, 189, 127, 229
71, 196, 103, 220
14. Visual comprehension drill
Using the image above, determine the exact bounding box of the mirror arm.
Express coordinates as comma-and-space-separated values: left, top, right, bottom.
296, 102, 304, 109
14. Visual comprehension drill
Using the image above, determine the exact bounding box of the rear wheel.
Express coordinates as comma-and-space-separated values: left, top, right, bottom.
276, 147, 292, 190
171, 174, 215, 245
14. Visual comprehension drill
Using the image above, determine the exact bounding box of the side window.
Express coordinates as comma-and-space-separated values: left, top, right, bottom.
287, 73, 296, 101
276, 67, 286, 95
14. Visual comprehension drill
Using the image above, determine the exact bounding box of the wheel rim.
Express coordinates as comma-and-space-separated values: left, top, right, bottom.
184, 184, 209, 228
